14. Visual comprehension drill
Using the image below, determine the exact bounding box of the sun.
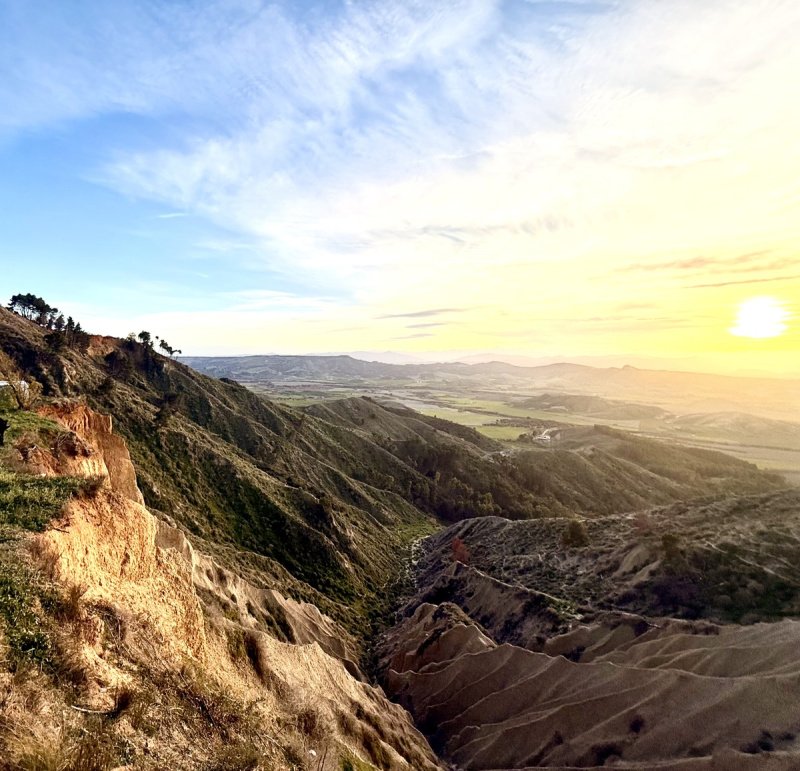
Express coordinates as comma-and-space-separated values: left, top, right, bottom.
729, 296, 790, 339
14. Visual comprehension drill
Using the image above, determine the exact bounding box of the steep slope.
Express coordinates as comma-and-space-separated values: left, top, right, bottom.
385, 612, 800, 769
0, 400, 440, 770
2, 305, 795, 770
415, 489, 800, 623
1, 307, 451, 635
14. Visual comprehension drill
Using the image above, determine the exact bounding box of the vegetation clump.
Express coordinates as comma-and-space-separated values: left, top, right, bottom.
0, 556, 55, 668
562, 518, 589, 547
0, 469, 98, 532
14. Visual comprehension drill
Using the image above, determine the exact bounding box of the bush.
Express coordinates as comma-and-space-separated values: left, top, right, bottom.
295, 704, 325, 742
562, 519, 589, 547
451, 536, 470, 564
340, 757, 374, 771
96, 376, 115, 396
9, 719, 120, 771
661, 532, 682, 564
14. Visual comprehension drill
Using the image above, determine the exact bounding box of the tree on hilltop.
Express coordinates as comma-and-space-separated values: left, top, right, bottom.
69, 322, 90, 353
8, 295, 91, 350
158, 339, 182, 357
7, 293, 59, 327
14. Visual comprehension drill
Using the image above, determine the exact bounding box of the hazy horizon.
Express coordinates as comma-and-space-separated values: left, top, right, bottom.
179, 348, 800, 381
1, 0, 798, 376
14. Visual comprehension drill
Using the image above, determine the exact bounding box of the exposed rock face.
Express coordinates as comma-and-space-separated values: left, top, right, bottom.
24, 403, 441, 769
45, 492, 208, 663
155, 518, 361, 666
384, 609, 800, 769
38, 402, 144, 504
380, 491, 800, 770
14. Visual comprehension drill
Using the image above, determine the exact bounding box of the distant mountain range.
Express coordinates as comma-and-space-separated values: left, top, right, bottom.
251, 350, 799, 377
180, 353, 793, 383
180, 354, 800, 421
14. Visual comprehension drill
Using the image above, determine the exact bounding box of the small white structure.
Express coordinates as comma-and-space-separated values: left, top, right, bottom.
533, 427, 563, 444
0, 379, 28, 392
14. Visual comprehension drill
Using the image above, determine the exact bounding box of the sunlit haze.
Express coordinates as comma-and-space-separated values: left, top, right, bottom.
730, 296, 791, 340
1, 0, 798, 375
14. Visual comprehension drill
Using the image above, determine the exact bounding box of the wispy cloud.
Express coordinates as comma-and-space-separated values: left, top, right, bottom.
377, 308, 467, 319
224, 289, 341, 312
619, 251, 773, 273
83, 1, 800, 302
688, 274, 800, 289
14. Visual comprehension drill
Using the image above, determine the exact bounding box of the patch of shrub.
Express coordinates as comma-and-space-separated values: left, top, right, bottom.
336, 709, 359, 738
340, 756, 374, 771
225, 625, 248, 662
562, 519, 589, 547
661, 532, 682, 564
0, 469, 93, 531
205, 742, 263, 771
0, 559, 54, 668
295, 704, 325, 743
11, 718, 120, 771
166, 666, 246, 738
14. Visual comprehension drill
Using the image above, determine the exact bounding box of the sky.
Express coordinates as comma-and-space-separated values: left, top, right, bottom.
0, 0, 798, 375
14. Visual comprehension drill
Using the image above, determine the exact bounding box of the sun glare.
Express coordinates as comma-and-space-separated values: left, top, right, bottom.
729, 296, 790, 339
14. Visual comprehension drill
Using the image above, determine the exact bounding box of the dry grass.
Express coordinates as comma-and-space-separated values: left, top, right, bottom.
5, 719, 120, 771
204, 742, 264, 771
336, 709, 359, 738
295, 704, 326, 744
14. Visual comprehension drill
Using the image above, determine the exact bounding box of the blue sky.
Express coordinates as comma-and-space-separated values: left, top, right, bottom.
0, 0, 798, 372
